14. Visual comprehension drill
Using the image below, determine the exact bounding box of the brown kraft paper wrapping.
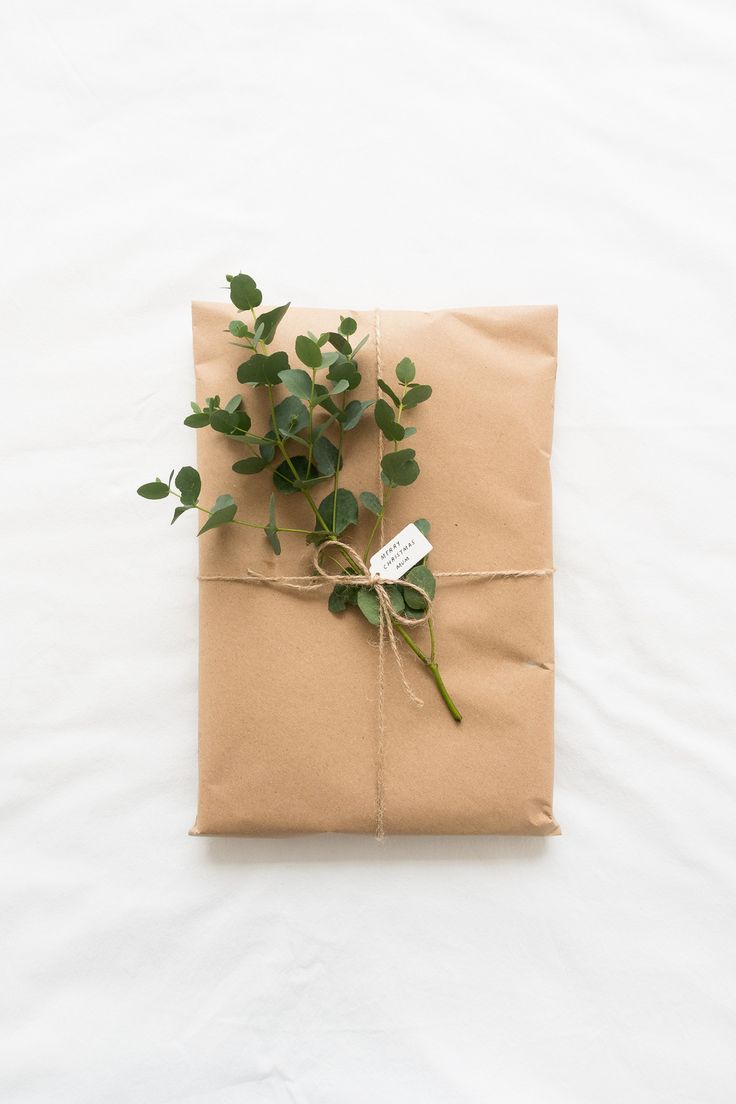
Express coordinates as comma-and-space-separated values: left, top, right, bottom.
190, 301, 559, 837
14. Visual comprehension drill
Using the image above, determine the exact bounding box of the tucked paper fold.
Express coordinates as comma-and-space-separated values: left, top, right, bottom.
190, 302, 559, 836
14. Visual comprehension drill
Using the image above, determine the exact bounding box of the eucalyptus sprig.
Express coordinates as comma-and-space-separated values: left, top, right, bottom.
138, 274, 461, 721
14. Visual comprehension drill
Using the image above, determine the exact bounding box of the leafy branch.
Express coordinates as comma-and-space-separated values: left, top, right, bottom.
137, 273, 461, 720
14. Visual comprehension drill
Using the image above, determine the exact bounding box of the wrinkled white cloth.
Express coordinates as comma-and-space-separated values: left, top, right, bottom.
1, 1, 735, 1101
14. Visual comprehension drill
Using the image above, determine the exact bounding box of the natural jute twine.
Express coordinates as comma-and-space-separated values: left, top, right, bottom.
200, 310, 553, 838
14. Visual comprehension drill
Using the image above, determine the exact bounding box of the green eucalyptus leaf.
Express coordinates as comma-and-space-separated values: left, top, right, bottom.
374, 399, 405, 441
312, 411, 339, 439
352, 334, 369, 355
278, 368, 313, 402
265, 526, 281, 554
232, 456, 269, 475
171, 505, 192, 524
327, 362, 361, 390
386, 584, 406, 615
327, 331, 351, 355
341, 399, 374, 430
273, 395, 308, 436
339, 316, 358, 336
413, 517, 431, 538
228, 320, 251, 339
328, 583, 350, 614
295, 335, 322, 368
229, 273, 262, 311
403, 564, 436, 610
381, 449, 420, 487
224, 394, 242, 413
402, 383, 432, 409
273, 455, 321, 494
137, 481, 170, 500
395, 357, 416, 384
184, 412, 210, 428
313, 436, 342, 476
317, 488, 358, 534
175, 466, 201, 506
264, 492, 281, 554
357, 587, 381, 626
259, 429, 277, 462
314, 386, 339, 416
237, 351, 289, 386
198, 494, 237, 534
377, 379, 401, 406
256, 302, 290, 344
360, 491, 383, 515
209, 410, 238, 434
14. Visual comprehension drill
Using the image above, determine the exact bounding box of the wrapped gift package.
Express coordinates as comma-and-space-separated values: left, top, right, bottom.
190, 301, 559, 837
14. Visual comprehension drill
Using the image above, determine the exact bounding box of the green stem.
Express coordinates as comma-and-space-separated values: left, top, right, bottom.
266, 383, 331, 534
168, 490, 312, 535
331, 392, 347, 534
394, 621, 462, 722
362, 486, 392, 562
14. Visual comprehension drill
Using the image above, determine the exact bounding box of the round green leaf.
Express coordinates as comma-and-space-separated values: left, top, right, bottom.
137, 481, 170, 500
413, 517, 431, 538
328, 584, 350, 614
327, 361, 361, 390
295, 335, 322, 368
313, 436, 341, 476
237, 351, 289, 386
341, 399, 374, 430
395, 357, 416, 384
327, 331, 351, 355
175, 466, 201, 506
377, 379, 401, 406
380, 449, 420, 487
357, 587, 381, 626
273, 455, 321, 493
229, 273, 262, 310
273, 395, 308, 436
279, 368, 314, 402
402, 383, 432, 409
403, 564, 436, 610
317, 488, 358, 534
339, 316, 358, 336
386, 584, 405, 615
359, 491, 383, 515
374, 399, 405, 441
232, 456, 268, 475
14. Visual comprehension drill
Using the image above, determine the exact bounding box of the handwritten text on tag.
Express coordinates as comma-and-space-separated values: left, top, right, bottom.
368, 522, 433, 581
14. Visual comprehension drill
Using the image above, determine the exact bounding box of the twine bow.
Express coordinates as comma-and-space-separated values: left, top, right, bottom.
245, 537, 434, 707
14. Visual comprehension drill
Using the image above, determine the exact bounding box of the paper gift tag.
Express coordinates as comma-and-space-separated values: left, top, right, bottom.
368, 522, 433, 581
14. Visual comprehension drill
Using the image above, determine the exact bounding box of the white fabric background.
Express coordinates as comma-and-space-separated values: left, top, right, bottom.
2, 1, 735, 1100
